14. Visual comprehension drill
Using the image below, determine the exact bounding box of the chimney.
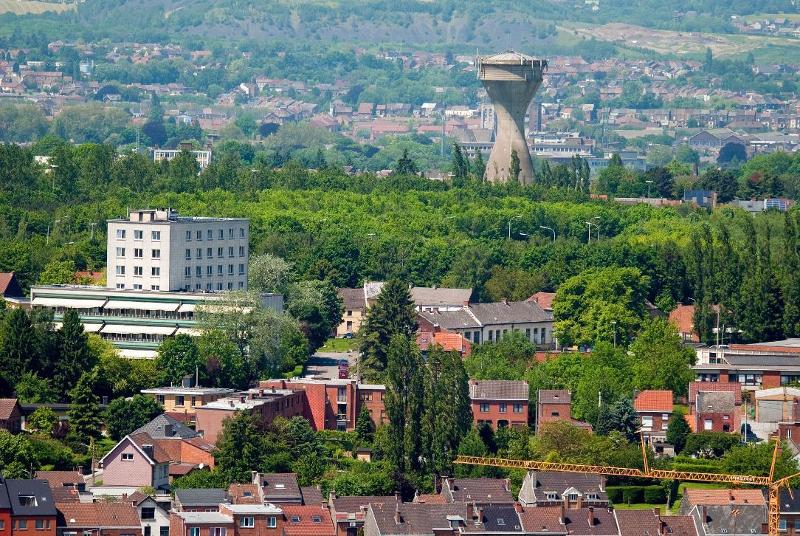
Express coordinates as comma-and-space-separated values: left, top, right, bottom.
514, 503, 523, 513
163, 424, 174, 437
588, 507, 595, 527
559, 501, 567, 525
251, 471, 258, 484
182, 375, 193, 388
142, 444, 154, 459
394, 494, 402, 524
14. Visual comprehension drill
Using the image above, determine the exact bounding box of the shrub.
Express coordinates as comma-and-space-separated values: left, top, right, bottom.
643, 485, 666, 504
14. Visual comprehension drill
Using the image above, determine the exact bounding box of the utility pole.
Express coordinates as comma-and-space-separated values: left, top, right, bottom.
89, 222, 97, 240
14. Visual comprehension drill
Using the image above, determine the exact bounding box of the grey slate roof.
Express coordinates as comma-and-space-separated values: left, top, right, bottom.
465, 504, 523, 532
696, 391, 736, 413
174, 488, 228, 508
0, 478, 11, 510
469, 301, 551, 324
538, 390, 571, 404
469, 380, 529, 401
256, 473, 302, 503
368, 502, 467, 535
418, 309, 481, 330
724, 353, 800, 367
331, 495, 396, 514
444, 478, 514, 504
688, 504, 766, 535
338, 288, 366, 311
519, 472, 606, 506
5, 479, 57, 516
132, 414, 199, 439
410, 287, 472, 307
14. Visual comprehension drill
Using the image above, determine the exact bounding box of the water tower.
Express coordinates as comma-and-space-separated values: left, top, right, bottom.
477, 51, 547, 184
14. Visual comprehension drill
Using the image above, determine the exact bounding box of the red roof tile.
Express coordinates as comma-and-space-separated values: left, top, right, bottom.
683, 489, 766, 506
282, 505, 336, 536
527, 292, 555, 311
634, 390, 673, 413
56, 503, 141, 528
0, 398, 20, 420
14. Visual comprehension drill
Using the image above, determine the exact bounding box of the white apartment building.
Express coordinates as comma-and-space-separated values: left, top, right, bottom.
152, 149, 212, 170
107, 209, 249, 293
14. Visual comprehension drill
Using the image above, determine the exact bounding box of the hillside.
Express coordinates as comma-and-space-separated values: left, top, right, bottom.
0, 0, 75, 15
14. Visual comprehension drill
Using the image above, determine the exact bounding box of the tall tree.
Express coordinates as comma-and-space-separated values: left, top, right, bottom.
384, 335, 424, 497
472, 151, 486, 180
666, 409, 691, 454
451, 143, 468, 186
156, 334, 203, 386
393, 149, 418, 176
105, 395, 163, 440
630, 319, 695, 397
215, 412, 266, 483
355, 404, 375, 443
359, 279, 417, 381
0, 308, 39, 389
56, 309, 95, 397
68, 371, 103, 440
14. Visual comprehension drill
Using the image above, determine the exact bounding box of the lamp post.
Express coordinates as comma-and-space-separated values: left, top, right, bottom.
49, 164, 58, 192
646, 179, 654, 199
592, 216, 601, 240
508, 215, 521, 240
89, 222, 97, 240
539, 225, 556, 242
585, 221, 594, 243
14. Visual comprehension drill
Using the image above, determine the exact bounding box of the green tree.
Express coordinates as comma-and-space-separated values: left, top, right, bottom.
156, 334, 203, 385
197, 330, 249, 389
27, 407, 58, 436
286, 280, 344, 353
384, 335, 424, 496
666, 409, 690, 454
359, 279, 417, 381
722, 441, 799, 478
68, 371, 103, 440
630, 319, 695, 397
472, 152, 486, 180
248, 254, 293, 294
393, 149, 418, 176
355, 404, 375, 442
0, 308, 40, 388
105, 395, 164, 440
56, 309, 96, 397
465, 331, 536, 380
215, 412, 266, 483
14, 372, 57, 403
38, 260, 76, 285
451, 143, 468, 186
0, 430, 37, 478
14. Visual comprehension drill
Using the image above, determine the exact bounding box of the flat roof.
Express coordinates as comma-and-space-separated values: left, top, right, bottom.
223, 504, 282, 515
174, 512, 234, 524
142, 387, 235, 396
198, 391, 296, 411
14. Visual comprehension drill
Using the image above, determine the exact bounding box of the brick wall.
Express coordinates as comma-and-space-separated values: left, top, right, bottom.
472, 400, 528, 429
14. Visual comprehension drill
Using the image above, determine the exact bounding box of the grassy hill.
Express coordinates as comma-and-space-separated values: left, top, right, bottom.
0, 0, 75, 15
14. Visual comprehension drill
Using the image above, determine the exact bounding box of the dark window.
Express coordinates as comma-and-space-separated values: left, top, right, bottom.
142, 508, 155, 520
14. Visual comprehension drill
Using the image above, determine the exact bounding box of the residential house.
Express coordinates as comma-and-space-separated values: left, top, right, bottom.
337, 288, 366, 337
688, 129, 746, 151
469, 380, 529, 429
418, 300, 554, 347
55, 503, 141, 536
173, 489, 229, 513
614, 509, 699, 536
778, 489, 800, 535
0, 480, 9, 536
415, 329, 472, 358
536, 390, 579, 433
680, 489, 766, 536
0, 400, 22, 433
363, 502, 468, 536
99, 433, 171, 490
126, 492, 170, 536
169, 511, 236, 536
0, 273, 24, 306
251, 474, 302, 506
140, 384, 234, 425
5, 479, 57, 536
527, 292, 555, 312
280, 505, 335, 536
219, 504, 284, 536
439, 478, 514, 504
329, 495, 397, 536
692, 345, 800, 389
467, 504, 524, 534
633, 390, 673, 453
688, 382, 741, 433
33, 472, 85, 503
518, 472, 607, 508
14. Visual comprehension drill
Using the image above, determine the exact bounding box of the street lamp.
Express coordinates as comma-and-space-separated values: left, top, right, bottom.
585, 220, 594, 243
508, 215, 521, 240
49, 164, 58, 192
591, 216, 601, 240
645, 179, 654, 198
539, 225, 556, 242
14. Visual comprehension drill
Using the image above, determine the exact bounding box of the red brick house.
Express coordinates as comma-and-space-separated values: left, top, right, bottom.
171, 504, 285, 536
55, 503, 141, 536
688, 382, 741, 433
280, 505, 335, 536
328, 495, 397, 536
5, 479, 57, 536
0, 400, 21, 434
469, 380, 528, 429
0, 479, 10, 536
633, 390, 673, 444
536, 390, 572, 433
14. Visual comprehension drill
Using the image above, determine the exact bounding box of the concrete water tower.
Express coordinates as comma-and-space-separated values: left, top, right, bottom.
477, 51, 547, 184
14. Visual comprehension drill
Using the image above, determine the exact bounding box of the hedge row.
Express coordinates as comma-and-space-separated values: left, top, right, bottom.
607, 485, 666, 504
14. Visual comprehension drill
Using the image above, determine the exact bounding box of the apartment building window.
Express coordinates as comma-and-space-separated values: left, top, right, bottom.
134, 230, 143, 240
116, 229, 126, 239
151, 285, 160, 290
218, 229, 224, 239
115, 266, 125, 276
239, 246, 245, 257
207, 265, 213, 276
176, 396, 185, 407
227, 282, 233, 290
0, 520, 4, 531
218, 265, 223, 275
513, 403, 523, 413
217, 247, 223, 258
480, 403, 489, 412
211, 529, 225, 536
195, 230, 202, 240
189, 529, 200, 536
499, 402, 507, 413
240, 517, 254, 528
116, 247, 126, 257
267, 517, 277, 529
152, 249, 160, 259
18, 520, 27, 529
228, 246, 234, 257
116, 283, 125, 289
239, 264, 245, 275
238, 281, 244, 289
185, 249, 192, 260
152, 231, 160, 241
152, 267, 160, 276
206, 283, 212, 291
217, 283, 223, 291
134, 266, 143, 276
207, 247, 213, 258
133, 284, 142, 290
240, 227, 245, 238
122, 453, 134, 461
226, 264, 233, 275
133, 248, 143, 258
196, 266, 202, 278
185, 266, 191, 278
207, 229, 213, 239
186, 230, 192, 241
195, 283, 202, 290
197, 248, 203, 259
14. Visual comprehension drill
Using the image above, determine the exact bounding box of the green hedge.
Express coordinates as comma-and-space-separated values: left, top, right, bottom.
607, 485, 666, 504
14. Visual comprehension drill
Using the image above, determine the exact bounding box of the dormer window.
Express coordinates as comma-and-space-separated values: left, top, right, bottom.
275, 484, 285, 489
243, 491, 252, 497
546, 493, 558, 501
497, 519, 505, 526
291, 516, 300, 523
311, 516, 321, 523
19, 495, 37, 507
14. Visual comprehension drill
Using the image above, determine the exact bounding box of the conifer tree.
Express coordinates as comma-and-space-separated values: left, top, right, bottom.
358, 279, 417, 381
56, 309, 95, 397
355, 404, 375, 442
472, 151, 486, 180
68, 371, 102, 440
451, 143, 468, 186
0, 308, 39, 388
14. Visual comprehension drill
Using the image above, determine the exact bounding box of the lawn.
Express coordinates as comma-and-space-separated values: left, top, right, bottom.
320, 337, 360, 352
0, 0, 75, 14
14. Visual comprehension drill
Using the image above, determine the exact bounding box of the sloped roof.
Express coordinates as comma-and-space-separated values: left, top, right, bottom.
34, 471, 84, 488
469, 380, 529, 401
332, 495, 396, 513
338, 288, 365, 311
256, 473, 302, 502
132, 414, 199, 439
5, 479, 57, 516
56, 503, 141, 528
615, 509, 662, 536
369, 502, 467, 534
128, 432, 172, 464
0, 398, 20, 420
696, 391, 735, 413
669, 304, 697, 339
519, 506, 567, 534
228, 483, 260, 504
527, 292, 555, 311
683, 489, 765, 506
446, 478, 513, 503
175, 488, 228, 507
469, 301, 552, 324
465, 504, 522, 532
538, 390, 571, 405
282, 505, 336, 536
410, 287, 472, 307
689, 382, 741, 404
418, 309, 481, 330
0, 273, 23, 297
301, 486, 324, 506
634, 390, 673, 413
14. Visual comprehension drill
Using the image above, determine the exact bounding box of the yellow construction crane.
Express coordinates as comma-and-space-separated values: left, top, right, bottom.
454, 438, 800, 536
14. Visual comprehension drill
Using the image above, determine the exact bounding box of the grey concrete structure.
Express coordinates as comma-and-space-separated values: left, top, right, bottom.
477, 51, 547, 184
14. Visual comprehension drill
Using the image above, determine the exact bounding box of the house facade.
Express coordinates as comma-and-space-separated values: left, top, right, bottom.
469, 380, 529, 429
633, 390, 673, 445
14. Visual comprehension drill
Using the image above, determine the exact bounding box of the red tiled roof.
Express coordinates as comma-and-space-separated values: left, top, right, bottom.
0, 273, 15, 294
519, 506, 567, 534
35, 471, 84, 488
56, 503, 141, 528
634, 390, 673, 413
414, 493, 447, 504
0, 398, 19, 420
668, 304, 697, 340
683, 489, 766, 506
282, 506, 336, 536
527, 291, 555, 311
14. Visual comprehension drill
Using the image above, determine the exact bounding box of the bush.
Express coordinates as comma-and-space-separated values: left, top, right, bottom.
606, 486, 624, 503
622, 487, 643, 504
643, 485, 666, 504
